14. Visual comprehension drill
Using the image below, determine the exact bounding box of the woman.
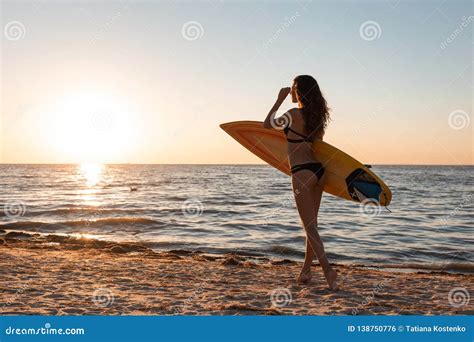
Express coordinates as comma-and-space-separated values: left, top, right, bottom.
263, 75, 338, 290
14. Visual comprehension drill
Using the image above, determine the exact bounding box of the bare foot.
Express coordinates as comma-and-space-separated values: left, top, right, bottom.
325, 268, 339, 291
297, 268, 312, 284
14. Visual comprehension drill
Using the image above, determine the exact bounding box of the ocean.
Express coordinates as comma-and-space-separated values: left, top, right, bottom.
1, 164, 472, 272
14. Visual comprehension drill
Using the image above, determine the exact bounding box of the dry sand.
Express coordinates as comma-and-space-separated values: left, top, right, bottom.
0, 232, 472, 315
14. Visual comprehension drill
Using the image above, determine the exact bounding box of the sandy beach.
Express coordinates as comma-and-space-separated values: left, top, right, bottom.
0, 231, 472, 316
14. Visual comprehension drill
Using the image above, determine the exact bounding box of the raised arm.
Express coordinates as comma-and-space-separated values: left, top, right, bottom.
263, 87, 291, 129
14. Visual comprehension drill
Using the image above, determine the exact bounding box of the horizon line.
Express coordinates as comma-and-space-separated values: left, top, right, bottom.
0, 163, 473, 167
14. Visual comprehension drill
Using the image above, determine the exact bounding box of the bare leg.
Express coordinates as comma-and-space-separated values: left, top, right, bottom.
302, 238, 314, 270
297, 238, 314, 284
300, 175, 324, 274
292, 171, 338, 290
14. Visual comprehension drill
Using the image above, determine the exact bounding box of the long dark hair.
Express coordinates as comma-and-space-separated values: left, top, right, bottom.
294, 75, 330, 139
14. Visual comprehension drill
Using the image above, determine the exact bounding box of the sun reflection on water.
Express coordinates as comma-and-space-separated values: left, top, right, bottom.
80, 163, 103, 186
77, 163, 104, 206
71, 232, 99, 240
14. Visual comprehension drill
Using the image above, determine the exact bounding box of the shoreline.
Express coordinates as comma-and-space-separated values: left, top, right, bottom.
1, 232, 472, 315
0, 230, 472, 275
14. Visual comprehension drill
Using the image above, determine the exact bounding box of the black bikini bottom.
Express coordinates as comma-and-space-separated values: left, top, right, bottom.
290, 162, 325, 180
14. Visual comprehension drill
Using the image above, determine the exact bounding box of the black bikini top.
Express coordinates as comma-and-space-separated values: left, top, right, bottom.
283, 125, 313, 143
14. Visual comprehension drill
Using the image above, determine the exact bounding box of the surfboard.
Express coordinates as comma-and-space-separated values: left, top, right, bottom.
220, 121, 392, 206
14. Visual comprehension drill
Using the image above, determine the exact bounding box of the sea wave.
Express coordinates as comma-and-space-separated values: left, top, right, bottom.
0, 217, 162, 231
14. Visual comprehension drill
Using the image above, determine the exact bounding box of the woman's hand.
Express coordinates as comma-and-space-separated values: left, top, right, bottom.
264, 87, 291, 129
277, 87, 291, 102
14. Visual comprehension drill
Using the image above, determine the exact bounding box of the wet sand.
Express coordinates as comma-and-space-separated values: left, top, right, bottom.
0, 232, 472, 315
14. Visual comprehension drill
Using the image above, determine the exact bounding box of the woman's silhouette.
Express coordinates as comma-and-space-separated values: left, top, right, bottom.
264, 75, 338, 290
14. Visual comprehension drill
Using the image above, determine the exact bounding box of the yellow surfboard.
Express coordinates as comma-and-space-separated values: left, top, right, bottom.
220, 121, 392, 206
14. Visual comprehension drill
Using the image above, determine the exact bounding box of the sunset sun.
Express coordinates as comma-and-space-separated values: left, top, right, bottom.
45, 92, 139, 163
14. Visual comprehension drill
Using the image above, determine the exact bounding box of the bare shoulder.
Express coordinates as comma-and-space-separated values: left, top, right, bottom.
287, 107, 302, 116
286, 108, 304, 127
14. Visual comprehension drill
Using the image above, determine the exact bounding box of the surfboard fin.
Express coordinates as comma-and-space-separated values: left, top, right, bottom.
353, 188, 369, 202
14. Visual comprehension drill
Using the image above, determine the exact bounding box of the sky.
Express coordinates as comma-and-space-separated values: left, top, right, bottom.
1, 0, 472, 164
